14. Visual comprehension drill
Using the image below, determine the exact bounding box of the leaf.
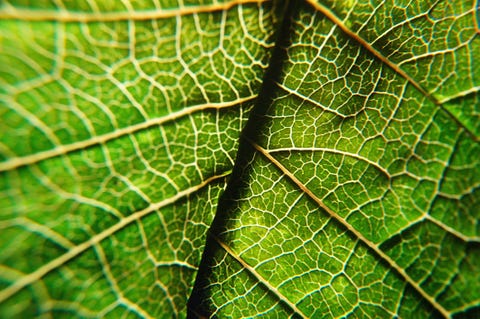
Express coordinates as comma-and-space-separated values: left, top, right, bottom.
189, 0, 479, 318
1, 0, 479, 318
0, 0, 283, 317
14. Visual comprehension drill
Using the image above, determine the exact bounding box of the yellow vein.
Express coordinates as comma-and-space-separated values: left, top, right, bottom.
474, 0, 480, 35
247, 138, 451, 318
210, 232, 308, 318
0, 0, 268, 22
0, 96, 255, 172
0, 171, 231, 305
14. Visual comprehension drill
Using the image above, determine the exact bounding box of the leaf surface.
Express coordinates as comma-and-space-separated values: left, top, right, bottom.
0, 0, 282, 317
1, 0, 479, 317
189, 0, 479, 317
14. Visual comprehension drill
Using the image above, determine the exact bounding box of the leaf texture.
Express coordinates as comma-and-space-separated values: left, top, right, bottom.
189, 0, 479, 317
1, 0, 479, 317
0, 0, 282, 317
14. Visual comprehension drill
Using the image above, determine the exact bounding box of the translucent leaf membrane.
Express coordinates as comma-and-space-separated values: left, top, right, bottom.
306, 0, 480, 138
309, 0, 479, 104
190, 0, 479, 317
0, 2, 279, 160
191, 144, 444, 318
0, 1, 283, 317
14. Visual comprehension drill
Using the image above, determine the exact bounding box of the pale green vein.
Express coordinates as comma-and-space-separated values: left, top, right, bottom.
0, 0, 268, 21
437, 86, 480, 104
276, 82, 366, 118
93, 244, 154, 319
268, 147, 391, 177
0, 217, 75, 250
0, 170, 231, 305
209, 232, 308, 318
397, 213, 480, 243
247, 137, 451, 318
0, 96, 256, 172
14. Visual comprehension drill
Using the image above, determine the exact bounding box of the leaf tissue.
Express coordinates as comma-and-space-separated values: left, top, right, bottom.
0, 0, 478, 318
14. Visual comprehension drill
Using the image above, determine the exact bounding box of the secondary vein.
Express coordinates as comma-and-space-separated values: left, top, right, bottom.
247, 137, 451, 318
0, 171, 231, 305
0, 96, 255, 172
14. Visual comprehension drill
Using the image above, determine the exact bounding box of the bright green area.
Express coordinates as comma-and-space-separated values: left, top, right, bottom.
0, 1, 282, 317
1, 0, 479, 318
190, 0, 479, 318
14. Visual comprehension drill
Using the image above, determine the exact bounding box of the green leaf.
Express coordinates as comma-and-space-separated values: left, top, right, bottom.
1, 0, 479, 318
189, 0, 479, 318
0, 1, 282, 317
